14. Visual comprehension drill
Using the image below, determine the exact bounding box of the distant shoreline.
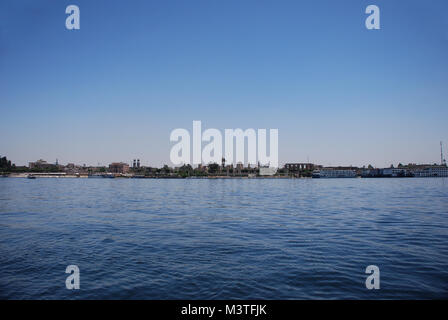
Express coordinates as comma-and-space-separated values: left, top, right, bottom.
3, 173, 295, 179
2, 173, 447, 179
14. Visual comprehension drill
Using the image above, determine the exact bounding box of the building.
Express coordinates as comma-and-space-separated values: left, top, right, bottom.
28, 159, 58, 170
235, 162, 243, 175
109, 162, 130, 174
64, 163, 77, 174
412, 165, 448, 177
132, 159, 141, 169
29, 159, 48, 169
284, 163, 315, 172
259, 167, 277, 176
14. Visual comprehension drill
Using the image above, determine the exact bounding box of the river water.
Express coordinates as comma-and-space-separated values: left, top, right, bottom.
0, 178, 447, 299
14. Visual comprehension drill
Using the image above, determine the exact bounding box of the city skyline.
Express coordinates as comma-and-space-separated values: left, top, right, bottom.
1, 139, 447, 168
4, 146, 447, 170
1, 0, 447, 168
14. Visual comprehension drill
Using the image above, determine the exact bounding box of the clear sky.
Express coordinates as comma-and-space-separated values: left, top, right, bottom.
1, 0, 447, 167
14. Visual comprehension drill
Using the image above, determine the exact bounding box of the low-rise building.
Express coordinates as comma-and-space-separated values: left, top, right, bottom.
412, 166, 448, 177
259, 167, 278, 176
108, 162, 130, 174
29, 159, 51, 169
28, 159, 59, 171
284, 163, 315, 172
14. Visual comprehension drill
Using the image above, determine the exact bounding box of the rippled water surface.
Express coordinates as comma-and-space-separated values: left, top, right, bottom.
0, 178, 447, 299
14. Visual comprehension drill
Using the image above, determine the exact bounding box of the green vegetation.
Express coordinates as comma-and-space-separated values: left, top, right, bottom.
0, 156, 27, 173
207, 163, 220, 174
0, 156, 13, 171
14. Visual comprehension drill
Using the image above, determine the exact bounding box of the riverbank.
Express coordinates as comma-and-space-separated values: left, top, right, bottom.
4, 173, 297, 179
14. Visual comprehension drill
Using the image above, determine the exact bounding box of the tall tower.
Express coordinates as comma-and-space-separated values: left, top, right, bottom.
441, 142, 443, 166
441, 141, 446, 166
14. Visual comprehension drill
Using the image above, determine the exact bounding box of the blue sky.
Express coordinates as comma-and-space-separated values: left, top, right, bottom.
1, 0, 447, 167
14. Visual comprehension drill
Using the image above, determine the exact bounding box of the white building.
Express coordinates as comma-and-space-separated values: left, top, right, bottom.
412, 166, 448, 177
259, 167, 277, 176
